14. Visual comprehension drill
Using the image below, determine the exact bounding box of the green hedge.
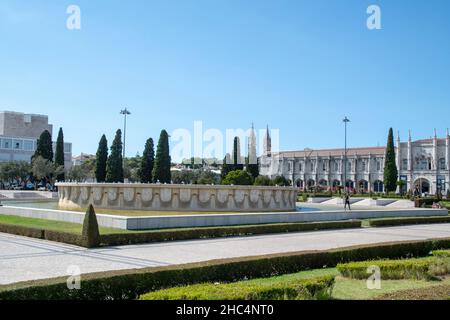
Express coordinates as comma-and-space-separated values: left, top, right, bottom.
140, 275, 335, 300
432, 250, 450, 258
0, 223, 82, 246
337, 258, 432, 280
0, 224, 44, 239
368, 216, 450, 227
100, 220, 362, 246
1, 238, 450, 300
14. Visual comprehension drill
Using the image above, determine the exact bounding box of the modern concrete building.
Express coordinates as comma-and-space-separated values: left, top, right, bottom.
0, 111, 72, 169
72, 153, 95, 167
260, 127, 450, 195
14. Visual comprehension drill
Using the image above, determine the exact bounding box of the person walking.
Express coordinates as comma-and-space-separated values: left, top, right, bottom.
344, 193, 351, 211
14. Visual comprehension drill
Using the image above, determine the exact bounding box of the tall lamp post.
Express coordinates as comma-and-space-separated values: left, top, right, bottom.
343, 116, 350, 194
120, 108, 131, 164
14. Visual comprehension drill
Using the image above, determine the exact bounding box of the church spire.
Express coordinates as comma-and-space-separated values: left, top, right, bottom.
263, 125, 271, 156
248, 123, 257, 165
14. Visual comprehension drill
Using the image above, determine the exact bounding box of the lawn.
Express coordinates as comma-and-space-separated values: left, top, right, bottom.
140, 255, 450, 300
332, 277, 450, 300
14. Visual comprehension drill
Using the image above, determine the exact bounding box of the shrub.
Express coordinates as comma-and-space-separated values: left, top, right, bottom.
433, 250, 450, 258
337, 258, 432, 280
368, 216, 450, 227
272, 176, 291, 187
221, 170, 253, 186
414, 198, 441, 208
0, 224, 44, 239
139, 275, 335, 300
254, 176, 273, 186
81, 204, 100, 248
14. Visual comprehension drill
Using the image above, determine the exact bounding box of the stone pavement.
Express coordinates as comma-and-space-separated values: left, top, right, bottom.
1, 223, 450, 285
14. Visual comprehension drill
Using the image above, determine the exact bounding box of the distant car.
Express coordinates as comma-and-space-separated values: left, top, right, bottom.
37, 186, 46, 191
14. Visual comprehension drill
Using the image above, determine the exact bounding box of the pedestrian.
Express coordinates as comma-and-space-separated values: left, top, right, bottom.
344, 193, 351, 211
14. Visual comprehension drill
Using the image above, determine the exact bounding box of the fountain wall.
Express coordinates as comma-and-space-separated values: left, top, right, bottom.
55, 183, 299, 212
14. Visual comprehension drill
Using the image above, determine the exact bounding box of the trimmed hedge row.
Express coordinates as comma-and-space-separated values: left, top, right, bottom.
0, 220, 361, 248
100, 220, 362, 246
368, 216, 450, 227
140, 275, 335, 300
0, 224, 82, 246
1, 238, 450, 300
432, 250, 450, 258
337, 258, 432, 280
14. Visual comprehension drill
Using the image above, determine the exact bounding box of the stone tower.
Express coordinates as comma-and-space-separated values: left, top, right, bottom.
263, 125, 271, 156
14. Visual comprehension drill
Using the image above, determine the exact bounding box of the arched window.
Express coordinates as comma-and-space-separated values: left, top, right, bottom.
373, 180, 384, 193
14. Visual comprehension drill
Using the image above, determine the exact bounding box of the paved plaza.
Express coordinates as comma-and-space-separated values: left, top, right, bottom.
1, 223, 450, 285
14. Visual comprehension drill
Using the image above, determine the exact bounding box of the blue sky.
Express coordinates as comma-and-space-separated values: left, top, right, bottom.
1, 0, 450, 160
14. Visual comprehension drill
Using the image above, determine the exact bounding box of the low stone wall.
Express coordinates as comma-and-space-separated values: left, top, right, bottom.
0, 191, 57, 201
55, 183, 299, 212
0, 206, 128, 229
0, 205, 447, 230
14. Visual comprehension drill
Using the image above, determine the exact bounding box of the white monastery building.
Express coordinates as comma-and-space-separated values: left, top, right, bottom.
259, 128, 450, 195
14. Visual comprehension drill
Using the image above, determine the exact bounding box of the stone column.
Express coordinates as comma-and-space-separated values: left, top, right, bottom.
408, 130, 413, 192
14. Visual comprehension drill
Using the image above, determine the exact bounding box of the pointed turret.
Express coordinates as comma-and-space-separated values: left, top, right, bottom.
248, 123, 257, 165
263, 125, 271, 156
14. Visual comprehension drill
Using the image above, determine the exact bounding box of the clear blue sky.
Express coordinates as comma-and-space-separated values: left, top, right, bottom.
1, 0, 450, 160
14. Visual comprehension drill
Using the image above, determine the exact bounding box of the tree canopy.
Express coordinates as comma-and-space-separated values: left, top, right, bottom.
54, 127, 65, 181
106, 130, 124, 183
384, 128, 398, 193
152, 130, 171, 183
33, 130, 53, 162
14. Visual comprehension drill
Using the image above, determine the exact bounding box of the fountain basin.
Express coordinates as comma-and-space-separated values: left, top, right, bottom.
55, 183, 299, 212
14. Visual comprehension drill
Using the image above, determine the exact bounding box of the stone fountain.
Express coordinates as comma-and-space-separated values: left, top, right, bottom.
56, 183, 299, 212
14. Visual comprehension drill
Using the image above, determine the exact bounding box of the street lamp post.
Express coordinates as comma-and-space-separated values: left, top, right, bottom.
120, 108, 131, 163
343, 116, 350, 194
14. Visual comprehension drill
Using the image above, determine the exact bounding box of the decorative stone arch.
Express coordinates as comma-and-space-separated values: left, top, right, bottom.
295, 179, 304, 188
413, 178, 431, 195
318, 179, 328, 187
332, 180, 341, 187
345, 180, 354, 189
358, 180, 369, 193
306, 179, 315, 188
373, 180, 384, 193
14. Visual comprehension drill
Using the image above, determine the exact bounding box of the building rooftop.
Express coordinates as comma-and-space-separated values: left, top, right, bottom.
273, 146, 386, 158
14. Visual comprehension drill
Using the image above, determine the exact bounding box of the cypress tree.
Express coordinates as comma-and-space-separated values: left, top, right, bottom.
221, 154, 232, 180
384, 128, 398, 193
55, 128, 65, 181
81, 204, 100, 248
246, 158, 259, 180
152, 130, 171, 183
140, 138, 155, 183
33, 130, 53, 162
95, 135, 108, 182
106, 129, 124, 183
